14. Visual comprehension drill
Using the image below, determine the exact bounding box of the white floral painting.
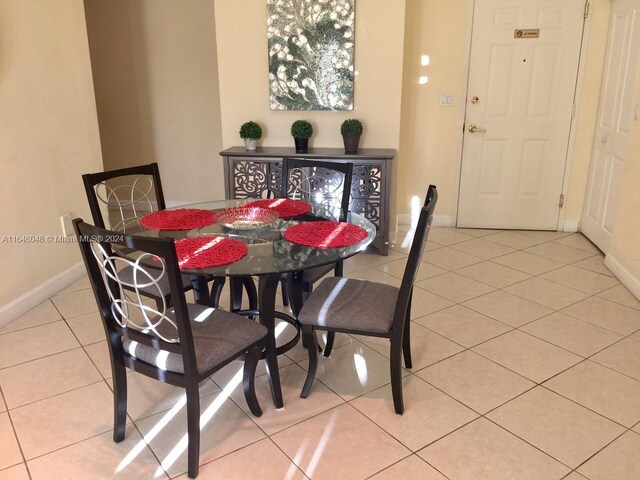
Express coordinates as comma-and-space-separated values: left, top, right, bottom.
267, 0, 355, 111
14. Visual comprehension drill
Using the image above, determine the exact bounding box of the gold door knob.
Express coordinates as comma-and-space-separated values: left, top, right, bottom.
468, 124, 487, 133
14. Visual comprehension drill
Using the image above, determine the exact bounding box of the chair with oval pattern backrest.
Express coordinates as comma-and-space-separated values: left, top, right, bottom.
73, 219, 267, 478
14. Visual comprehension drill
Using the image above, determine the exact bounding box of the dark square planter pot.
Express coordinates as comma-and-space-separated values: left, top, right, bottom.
294, 138, 309, 153
342, 134, 361, 154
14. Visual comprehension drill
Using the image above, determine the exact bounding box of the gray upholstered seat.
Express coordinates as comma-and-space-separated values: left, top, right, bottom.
123, 304, 267, 374
298, 277, 399, 334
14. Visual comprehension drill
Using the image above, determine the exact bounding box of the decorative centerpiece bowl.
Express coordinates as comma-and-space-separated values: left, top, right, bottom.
216, 207, 279, 230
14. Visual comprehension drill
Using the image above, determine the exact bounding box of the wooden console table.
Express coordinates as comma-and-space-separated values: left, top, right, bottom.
220, 146, 394, 255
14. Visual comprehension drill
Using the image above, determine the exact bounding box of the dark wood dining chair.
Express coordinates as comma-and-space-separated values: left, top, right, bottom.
73, 219, 267, 479
280, 158, 354, 353
82, 162, 166, 233
82, 163, 251, 309
281, 157, 353, 224
297, 185, 438, 414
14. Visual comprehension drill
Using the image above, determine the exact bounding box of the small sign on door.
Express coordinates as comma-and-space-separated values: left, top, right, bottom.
514, 29, 540, 39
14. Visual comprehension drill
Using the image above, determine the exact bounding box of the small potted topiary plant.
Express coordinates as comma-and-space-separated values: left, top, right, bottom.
341, 119, 363, 154
290, 120, 313, 153
239, 121, 263, 151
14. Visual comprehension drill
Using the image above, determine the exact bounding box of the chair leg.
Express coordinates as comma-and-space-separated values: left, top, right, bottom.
243, 345, 263, 417
258, 274, 284, 408
209, 277, 226, 308
242, 276, 258, 310
403, 320, 412, 369
186, 382, 201, 479
390, 340, 405, 415
280, 278, 289, 307
229, 277, 244, 312
112, 360, 127, 442
286, 272, 304, 320
302, 281, 313, 303
300, 325, 319, 398
155, 297, 166, 312
192, 275, 211, 306
323, 332, 336, 357
403, 292, 413, 369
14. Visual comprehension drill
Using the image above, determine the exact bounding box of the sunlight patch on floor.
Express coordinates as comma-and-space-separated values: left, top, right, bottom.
353, 348, 368, 386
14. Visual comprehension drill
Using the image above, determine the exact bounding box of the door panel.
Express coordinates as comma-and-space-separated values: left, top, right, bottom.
527, 46, 558, 117
479, 140, 507, 195
586, 151, 608, 221
519, 140, 547, 195
582, 0, 640, 251
487, 46, 516, 116
458, 0, 585, 229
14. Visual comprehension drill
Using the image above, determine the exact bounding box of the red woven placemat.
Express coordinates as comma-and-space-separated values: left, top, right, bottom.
174, 236, 248, 269
140, 209, 216, 230
284, 221, 368, 250
244, 199, 312, 218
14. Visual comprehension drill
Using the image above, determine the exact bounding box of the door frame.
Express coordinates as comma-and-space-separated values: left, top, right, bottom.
451, 0, 595, 231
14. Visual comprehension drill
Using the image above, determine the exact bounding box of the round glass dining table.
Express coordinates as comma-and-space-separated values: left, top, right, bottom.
121, 199, 376, 408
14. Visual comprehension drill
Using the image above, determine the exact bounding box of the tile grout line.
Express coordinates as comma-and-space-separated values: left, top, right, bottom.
363, 453, 455, 480
0, 299, 63, 337
1, 385, 33, 480
5, 378, 107, 412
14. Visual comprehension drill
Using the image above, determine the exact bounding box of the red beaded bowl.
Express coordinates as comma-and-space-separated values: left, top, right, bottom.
215, 207, 279, 230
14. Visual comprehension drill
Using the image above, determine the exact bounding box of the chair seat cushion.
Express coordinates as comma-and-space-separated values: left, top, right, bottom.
122, 304, 267, 374
298, 277, 399, 334
117, 265, 195, 298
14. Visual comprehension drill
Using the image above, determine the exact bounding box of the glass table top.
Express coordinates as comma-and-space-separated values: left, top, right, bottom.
115, 199, 376, 277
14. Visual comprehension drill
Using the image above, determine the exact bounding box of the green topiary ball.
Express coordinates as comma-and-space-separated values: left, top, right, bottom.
290, 120, 314, 139
239, 121, 263, 140
341, 119, 363, 135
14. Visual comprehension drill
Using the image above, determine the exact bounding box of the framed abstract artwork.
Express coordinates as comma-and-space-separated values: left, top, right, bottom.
267, 0, 355, 111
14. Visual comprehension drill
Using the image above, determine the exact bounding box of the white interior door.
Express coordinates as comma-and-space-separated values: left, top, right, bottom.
582, 0, 640, 252
458, 0, 586, 229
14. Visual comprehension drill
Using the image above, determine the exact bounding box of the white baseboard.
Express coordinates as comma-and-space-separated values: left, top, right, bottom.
0, 262, 86, 329
563, 220, 581, 233
604, 254, 640, 301
400, 213, 578, 233
396, 213, 411, 226
398, 213, 453, 228
432, 215, 454, 227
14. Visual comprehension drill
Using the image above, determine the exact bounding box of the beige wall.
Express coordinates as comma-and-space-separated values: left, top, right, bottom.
0, 0, 103, 306
214, 0, 407, 151
397, 0, 470, 221
84, 0, 226, 203
396, 0, 611, 225
609, 66, 640, 289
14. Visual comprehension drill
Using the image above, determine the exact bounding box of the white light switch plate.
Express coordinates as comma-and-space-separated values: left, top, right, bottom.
440, 93, 453, 107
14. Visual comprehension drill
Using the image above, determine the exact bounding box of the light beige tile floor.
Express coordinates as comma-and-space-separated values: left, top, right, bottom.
2, 230, 640, 479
